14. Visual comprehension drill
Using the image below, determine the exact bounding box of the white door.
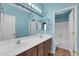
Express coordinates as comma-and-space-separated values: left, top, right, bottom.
29, 19, 37, 36
69, 8, 77, 55
0, 14, 15, 41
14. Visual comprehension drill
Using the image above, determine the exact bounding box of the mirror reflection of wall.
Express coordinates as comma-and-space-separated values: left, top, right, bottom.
0, 13, 16, 41
37, 21, 42, 31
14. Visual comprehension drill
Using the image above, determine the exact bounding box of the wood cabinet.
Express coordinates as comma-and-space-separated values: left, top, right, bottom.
17, 46, 37, 56
44, 39, 51, 56
37, 42, 45, 56
17, 51, 26, 56
17, 39, 51, 56
26, 46, 37, 56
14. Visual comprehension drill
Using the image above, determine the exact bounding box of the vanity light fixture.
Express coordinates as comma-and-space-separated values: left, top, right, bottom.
27, 3, 42, 13
15, 3, 43, 17
18, 5, 30, 13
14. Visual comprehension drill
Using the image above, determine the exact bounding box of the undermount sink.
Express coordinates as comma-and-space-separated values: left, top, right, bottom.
37, 34, 44, 38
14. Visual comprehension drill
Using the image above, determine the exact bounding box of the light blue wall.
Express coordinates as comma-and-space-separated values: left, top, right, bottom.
2, 3, 43, 38
43, 3, 77, 20
43, 4, 77, 31
42, 3, 78, 53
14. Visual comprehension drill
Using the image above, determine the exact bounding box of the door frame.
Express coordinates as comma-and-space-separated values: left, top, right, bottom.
1, 13, 16, 40
29, 18, 37, 36
53, 5, 77, 56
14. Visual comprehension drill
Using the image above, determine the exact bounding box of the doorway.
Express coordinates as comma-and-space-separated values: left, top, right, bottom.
53, 6, 77, 56
29, 19, 37, 36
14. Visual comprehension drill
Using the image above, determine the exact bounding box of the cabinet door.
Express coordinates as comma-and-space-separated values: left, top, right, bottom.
38, 47, 44, 56
26, 46, 37, 56
38, 42, 45, 56
45, 39, 51, 56
17, 46, 37, 56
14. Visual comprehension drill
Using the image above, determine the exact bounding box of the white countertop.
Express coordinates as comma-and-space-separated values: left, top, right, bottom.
0, 34, 52, 56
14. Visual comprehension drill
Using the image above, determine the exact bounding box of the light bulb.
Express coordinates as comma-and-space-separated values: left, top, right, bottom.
39, 10, 42, 13
31, 5, 35, 8
35, 7, 38, 10
37, 8, 39, 11
28, 3, 32, 6
22, 8, 26, 10
19, 6, 22, 8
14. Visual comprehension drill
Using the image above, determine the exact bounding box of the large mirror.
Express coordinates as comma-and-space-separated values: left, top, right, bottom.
0, 3, 50, 41
0, 3, 42, 41
0, 13, 40, 41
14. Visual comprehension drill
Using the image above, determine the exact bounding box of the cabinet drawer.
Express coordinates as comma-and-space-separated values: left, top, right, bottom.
26, 46, 37, 56
38, 46, 44, 56
37, 42, 45, 56
45, 39, 51, 49
38, 42, 44, 49
45, 39, 51, 56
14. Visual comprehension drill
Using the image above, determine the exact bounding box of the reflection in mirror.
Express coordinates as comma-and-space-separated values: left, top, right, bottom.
0, 4, 16, 41
43, 22, 46, 31
29, 18, 37, 36
0, 3, 42, 42
0, 13, 16, 41
40, 18, 50, 31
37, 21, 42, 31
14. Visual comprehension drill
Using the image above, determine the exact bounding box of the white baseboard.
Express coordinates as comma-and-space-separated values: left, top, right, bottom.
50, 50, 55, 54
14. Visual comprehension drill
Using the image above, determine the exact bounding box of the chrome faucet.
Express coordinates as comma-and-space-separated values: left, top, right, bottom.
16, 40, 20, 44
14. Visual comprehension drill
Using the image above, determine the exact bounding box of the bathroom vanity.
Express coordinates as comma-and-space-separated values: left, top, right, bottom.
0, 34, 52, 56
17, 39, 51, 56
